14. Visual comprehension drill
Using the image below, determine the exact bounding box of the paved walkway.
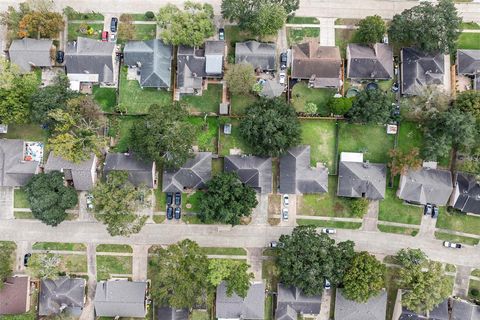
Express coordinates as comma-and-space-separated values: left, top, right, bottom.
362, 200, 379, 232
318, 289, 332, 320
246, 248, 264, 281
453, 265, 472, 297
80, 243, 96, 320
132, 245, 149, 281
319, 18, 335, 46
0, 187, 14, 220
251, 194, 269, 225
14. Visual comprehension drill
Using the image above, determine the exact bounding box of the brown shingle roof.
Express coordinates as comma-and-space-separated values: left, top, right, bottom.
0, 276, 30, 315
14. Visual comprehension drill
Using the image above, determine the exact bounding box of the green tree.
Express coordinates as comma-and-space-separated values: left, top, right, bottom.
244, 3, 287, 37
277, 226, 355, 296
346, 89, 393, 124
304, 102, 317, 115
199, 172, 258, 225
18, 10, 64, 38
357, 15, 386, 44
394, 248, 427, 269
129, 103, 195, 170
240, 98, 301, 157
388, 148, 422, 185
27, 253, 62, 279
454, 90, 480, 122
342, 252, 386, 302
24, 171, 78, 226
401, 86, 450, 121
0, 3, 31, 41
225, 63, 256, 96
0, 242, 15, 288
329, 97, 353, 115
207, 259, 253, 298
157, 2, 214, 46
149, 239, 209, 308
388, 0, 461, 54
92, 171, 148, 237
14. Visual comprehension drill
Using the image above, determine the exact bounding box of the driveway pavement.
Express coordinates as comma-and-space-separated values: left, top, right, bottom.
454, 265, 472, 298
246, 247, 263, 281
251, 194, 268, 225
319, 18, 335, 46
318, 288, 332, 320
0, 187, 14, 220
361, 200, 379, 232
80, 243, 96, 320
418, 214, 437, 239
132, 244, 149, 281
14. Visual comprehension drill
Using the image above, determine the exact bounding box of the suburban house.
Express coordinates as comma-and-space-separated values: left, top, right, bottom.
397, 165, 453, 205
44, 152, 97, 191
346, 43, 393, 80
337, 152, 387, 200
123, 39, 173, 89
0, 275, 30, 315
291, 41, 343, 88
0, 139, 42, 187
216, 281, 265, 320
8, 38, 53, 73
157, 307, 189, 320
456, 49, 480, 91
275, 284, 321, 320
450, 172, 480, 215
335, 289, 387, 320
39, 277, 86, 316
279, 146, 328, 195
65, 37, 117, 91
224, 155, 272, 193
104, 152, 157, 189
235, 41, 276, 72
176, 40, 225, 95
400, 47, 449, 95
162, 152, 212, 193
94, 280, 148, 318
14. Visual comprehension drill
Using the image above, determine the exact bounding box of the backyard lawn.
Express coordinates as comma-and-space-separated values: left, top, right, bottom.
397, 121, 423, 153
108, 116, 142, 152
300, 119, 336, 172
291, 83, 336, 116
182, 84, 222, 113
187, 117, 219, 153
67, 23, 103, 41
338, 122, 394, 163
458, 32, 480, 50
436, 209, 480, 236
182, 191, 204, 213
93, 86, 116, 112
218, 119, 252, 156
230, 93, 258, 115
378, 188, 423, 225
287, 27, 320, 45
14, 189, 29, 208
2, 124, 47, 142
96, 255, 133, 280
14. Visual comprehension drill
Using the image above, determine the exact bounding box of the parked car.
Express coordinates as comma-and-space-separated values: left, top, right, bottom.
23, 253, 31, 267
101, 31, 109, 42
166, 206, 174, 220
279, 72, 286, 85
110, 17, 118, 32
280, 52, 287, 69
175, 192, 181, 205
86, 194, 94, 210
219, 28, 225, 40
391, 103, 400, 116
283, 194, 289, 206
443, 241, 462, 249
324, 279, 331, 290
424, 203, 433, 216
321, 228, 336, 234
174, 207, 181, 220
282, 208, 288, 221
56, 50, 64, 63
391, 82, 399, 93
432, 205, 439, 218
166, 193, 173, 206
110, 33, 117, 42
270, 241, 284, 248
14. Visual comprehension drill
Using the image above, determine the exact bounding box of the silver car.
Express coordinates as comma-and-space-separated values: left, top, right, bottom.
282, 208, 288, 221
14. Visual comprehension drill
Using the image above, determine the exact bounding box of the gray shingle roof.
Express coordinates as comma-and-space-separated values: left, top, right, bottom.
124, 39, 172, 88
44, 152, 96, 191
452, 172, 480, 215
39, 277, 86, 316
65, 37, 115, 83
276, 284, 321, 320
235, 41, 276, 71
9, 38, 53, 72
399, 297, 480, 320
476, 74, 480, 91
0, 139, 40, 187
346, 43, 393, 80
224, 155, 272, 193
205, 40, 225, 75
337, 161, 387, 200
94, 280, 147, 318
398, 167, 453, 205
260, 79, 285, 98
335, 289, 387, 320
457, 50, 480, 75
104, 153, 155, 188
162, 152, 212, 193
157, 307, 189, 320
0, 276, 30, 315
216, 281, 265, 320
401, 48, 445, 95
279, 146, 328, 195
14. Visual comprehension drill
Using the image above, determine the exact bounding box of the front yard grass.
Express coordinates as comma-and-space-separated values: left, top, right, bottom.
287, 27, 320, 45
182, 191, 204, 213
153, 215, 166, 223
32, 242, 86, 251
296, 219, 362, 229
96, 255, 133, 280
31, 253, 87, 273
397, 121, 423, 153
434, 231, 480, 246
67, 23, 103, 41
154, 187, 167, 211
436, 209, 480, 236
218, 119, 252, 156
300, 119, 336, 172
182, 84, 222, 113
291, 83, 336, 116
67, 12, 104, 20
378, 188, 423, 225
287, 16, 319, 24
338, 122, 394, 163
2, 124, 47, 142
14, 211, 34, 219
187, 116, 219, 153
96, 244, 133, 253
230, 93, 258, 115
93, 86, 116, 112
462, 22, 480, 30
458, 32, 480, 49
385, 267, 401, 320
201, 247, 247, 255
14, 189, 29, 208
469, 279, 480, 299
133, 24, 156, 40
335, 29, 359, 58
378, 224, 419, 236
182, 214, 203, 224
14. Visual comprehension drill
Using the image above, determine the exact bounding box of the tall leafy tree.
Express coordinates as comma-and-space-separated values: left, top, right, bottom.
0, 3, 31, 41
27, 253, 62, 279
388, 148, 422, 185
207, 259, 253, 298
240, 98, 301, 157
401, 86, 450, 121
346, 89, 393, 124
388, 0, 461, 54
394, 248, 427, 269
357, 15, 386, 44
0, 242, 15, 288
129, 103, 195, 170
225, 63, 256, 96
329, 97, 353, 115
454, 90, 480, 122
244, 3, 287, 37
18, 11, 64, 38
198, 172, 258, 225
24, 171, 78, 226
342, 252, 386, 303
92, 171, 148, 237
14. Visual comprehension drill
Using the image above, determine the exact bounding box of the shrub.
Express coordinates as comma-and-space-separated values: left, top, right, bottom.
304, 102, 318, 115
145, 11, 155, 20
471, 288, 479, 297
329, 97, 353, 115
350, 198, 369, 217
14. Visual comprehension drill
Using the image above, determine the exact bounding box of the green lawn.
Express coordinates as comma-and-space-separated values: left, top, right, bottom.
67, 23, 103, 41
436, 209, 480, 236
133, 24, 156, 40
218, 119, 251, 156
108, 116, 142, 152
182, 191, 204, 213
96, 244, 133, 253
300, 119, 336, 171
187, 116, 219, 152
129, 13, 154, 21
462, 22, 480, 30
67, 12, 104, 20
291, 83, 336, 115
230, 93, 258, 115
201, 247, 247, 255
96, 255, 133, 280
191, 310, 209, 320
287, 16, 319, 24
378, 188, 423, 225
32, 242, 86, 251
472, 269, 480, 278
2, 124, 47, 142
458, 32, 480, 50
377, 79, 394, 92
182, 84, 222, 113
154, 187, 167, 211
297, 219, 362, 229
378, 224, 419, 236
385, 267, 401, 320
153, 215, 166, 223
397, 121, 423, 153
93, 86, 116, 112
469, 279, 480, 299
14, 189, 29, 208
262, 259, 278, 320
182, 214, 203, 224
212, 158, 224, 176
287, 27, 320, 45
335, 29, 359, 58
118, 67, 172, 114
434, 231, 480, 246
335, 18, 361, 26
32, 253, 87, 273
14, 211, 34, 219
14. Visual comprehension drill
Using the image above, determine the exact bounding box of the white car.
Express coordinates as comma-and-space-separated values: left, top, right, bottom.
324, 279, 331, 290
282, 208, 288, 221
279, 72, 286, 85
321, 228, 336, 234
283, 194, 289, 206
86, 194, 94, 210
443, 241, 462, 249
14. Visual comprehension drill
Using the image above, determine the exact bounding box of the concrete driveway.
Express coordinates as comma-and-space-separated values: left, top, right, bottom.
0, 187, 14, 220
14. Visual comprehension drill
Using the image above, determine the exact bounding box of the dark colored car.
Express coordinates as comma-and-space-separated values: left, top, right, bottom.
219, 28, 225, 40
56, 50, 64, 63
391, 103, 400, 117
280, 52, 287, 69
23, 253, 31, 267
110, 17, 118, 33
424, 203, 433, 216
175, 192, 181, 206
101, 31, 109, 42
174, 207, 181, 220
166, 193, 173, 206
166, 206, 174, 220
391, 82, 399, 93
432, 205, 439, 218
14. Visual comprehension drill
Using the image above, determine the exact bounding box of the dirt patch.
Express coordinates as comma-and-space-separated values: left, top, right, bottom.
268, 194, 281, 215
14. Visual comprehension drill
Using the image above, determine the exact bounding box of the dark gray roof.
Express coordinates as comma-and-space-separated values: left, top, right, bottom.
162, 152, 212, 193
334, 289, 387, 320
9, 38, 53, 72
452, 172, 480, 215
65, 37, 115, 83
476, 74, 480, 91
276, 284, 321, 320
401, 48, 445, 95
157, 307, 189, 320
457, 50, 480, 75
104, 153, 155, 188
337, 161, 386, 200
398, 167, 453, 205
399, 297, 480, 320
94, 280, 147, 318
216, 281, 265, 320
224, 155, 272, 193
235, 41, 276, 71
279, 146, 328, 195
44, 152, 96, 191
260, 79, 284, 98
39, 277, 86, 316
124, 40, 172, 88
346, 43, 393, 79
0, 139, 40, 187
